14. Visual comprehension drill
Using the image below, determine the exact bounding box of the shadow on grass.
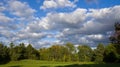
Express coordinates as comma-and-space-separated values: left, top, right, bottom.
0, 60, 10, 65
56, 64, 120, 67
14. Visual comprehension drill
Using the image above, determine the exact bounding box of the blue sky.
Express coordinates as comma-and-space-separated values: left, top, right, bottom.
0, 0, 120, 48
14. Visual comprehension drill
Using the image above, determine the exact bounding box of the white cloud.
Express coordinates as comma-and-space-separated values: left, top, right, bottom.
16, 32, 47, 40
40, 0, 77, 10
86, 34, 105, 40
41, 0, 57, 9
0, 13, 13, 23
8, 0, 36, 21
0, 0, 37, 44
1, 0, 120, 48
80, 5, 120, 34
16, 5, 120, 47
40, 8, 87, 30
20, 8, 87, 35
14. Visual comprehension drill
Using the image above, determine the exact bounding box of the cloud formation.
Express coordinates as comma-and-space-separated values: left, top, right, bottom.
8, 0, 36, 21
18, 5, 120, 47
0, 0, 120, 48
40, 0, 77, 10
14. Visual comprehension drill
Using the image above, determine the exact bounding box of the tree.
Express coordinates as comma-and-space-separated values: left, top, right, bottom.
61, 46, 70, 62
39, 48, 50, 60
48, 45, 65, 61
109, 22, 120, 62
9, 42, 14, 49
65, 42, 75, 53
9, 46, 20, 61
9, 42, 15, 61
0, 43, 10, 64
94, 43, 105, 63
103, 44, 118, 63
9, 43, 26, 61
18, 43, 26, 59
26, 44, 39, 60
65, 42, 75, 61
78, 45, 93, 62
39, 44, 73, 62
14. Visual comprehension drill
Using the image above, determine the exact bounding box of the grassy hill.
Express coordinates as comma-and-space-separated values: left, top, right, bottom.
0, 60, 120, 67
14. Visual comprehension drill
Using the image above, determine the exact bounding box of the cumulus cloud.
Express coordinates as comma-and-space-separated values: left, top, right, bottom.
40, 0, 77, 10
0, 0, 37, 44
0, 13, 13, 23
81, 5, 120, 34
10, 5, 120, 47
8, 0, 36, 21
38, 5, 120, 47
39, 8, 86, 30
0, 0, 120, 48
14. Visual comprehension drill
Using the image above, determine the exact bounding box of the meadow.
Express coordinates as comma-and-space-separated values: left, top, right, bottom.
0, 60, 120, 67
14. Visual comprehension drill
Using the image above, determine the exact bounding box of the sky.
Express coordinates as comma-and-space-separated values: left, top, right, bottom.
0, 0, 120, 48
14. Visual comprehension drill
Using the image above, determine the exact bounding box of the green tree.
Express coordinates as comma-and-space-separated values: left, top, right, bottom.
78, 45, 93, 62
10, 46, 21, 61
61, 46, 70, 62
9, 42, 15, 61
65, 42, 75, 53
39, 48, 50, 60
94, 43, 105, 63
9, 43, 26, 61
26, 44, 39, 60
103, 44, 118, 63
65, 42, 75, 61
48, 45, 63, 61
0, 43, 10, 64
39, 44, 72, 62
18, 43, 26, 59
109, 22, 120, 62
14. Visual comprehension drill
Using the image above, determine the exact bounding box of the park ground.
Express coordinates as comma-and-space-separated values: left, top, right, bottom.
0, 60, 120, 67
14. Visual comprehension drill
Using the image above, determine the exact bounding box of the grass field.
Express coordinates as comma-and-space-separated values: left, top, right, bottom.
0, 60, 120, 67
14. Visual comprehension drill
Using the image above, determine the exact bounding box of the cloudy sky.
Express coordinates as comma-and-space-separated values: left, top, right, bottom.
0, 0, 120, 48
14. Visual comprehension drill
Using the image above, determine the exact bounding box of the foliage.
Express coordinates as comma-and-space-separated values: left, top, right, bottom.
0, 43, 10, 64
0, 42, 120, 64
94, 43, 105, 63
109, 22, 120, 63
9, 43, 26, 61
78, 45, 93, 62
103, 44, 118, 63
26, 44, 39, 60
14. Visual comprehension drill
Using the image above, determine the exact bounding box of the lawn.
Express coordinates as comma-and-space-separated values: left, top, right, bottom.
0, 60, 120, 67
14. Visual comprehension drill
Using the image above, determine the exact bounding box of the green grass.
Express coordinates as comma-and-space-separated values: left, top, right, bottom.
0, 60, 120, 67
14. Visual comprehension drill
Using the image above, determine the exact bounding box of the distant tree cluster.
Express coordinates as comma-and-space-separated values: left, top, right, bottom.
0, 43, 39, 64
0, 42, 120, 64
0, 23, 120, 64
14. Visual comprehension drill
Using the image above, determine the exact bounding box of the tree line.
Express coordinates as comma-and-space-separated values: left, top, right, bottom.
0, 42, 120, 64
0, 23, 120, 64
